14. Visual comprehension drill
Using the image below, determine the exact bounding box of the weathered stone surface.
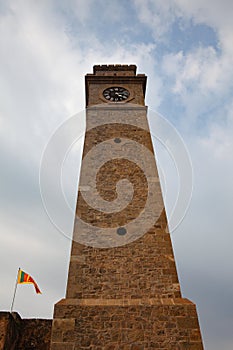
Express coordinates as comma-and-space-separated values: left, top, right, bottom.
0, 312, 21, 350
50, 299, 203, 349
17, 318, 52, 349
50, 65, 204, 349
0, 312, 52, 350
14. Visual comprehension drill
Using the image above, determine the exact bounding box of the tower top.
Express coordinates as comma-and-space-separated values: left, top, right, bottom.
85, 64, 146, 106
93, 64, 137, 76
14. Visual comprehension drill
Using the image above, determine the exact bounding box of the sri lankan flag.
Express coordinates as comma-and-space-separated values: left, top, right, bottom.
17, 269, 42, 294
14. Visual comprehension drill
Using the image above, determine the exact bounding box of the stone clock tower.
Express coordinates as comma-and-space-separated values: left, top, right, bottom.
50, 65, 204, 349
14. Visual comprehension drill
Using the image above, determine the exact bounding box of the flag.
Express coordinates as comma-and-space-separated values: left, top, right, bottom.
17, 269, 42, 294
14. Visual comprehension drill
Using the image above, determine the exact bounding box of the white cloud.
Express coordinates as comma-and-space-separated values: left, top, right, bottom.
133, 0, 180, 40
133, 0, 233, 116
162, 46, 220, 94
134, 0, 233, 47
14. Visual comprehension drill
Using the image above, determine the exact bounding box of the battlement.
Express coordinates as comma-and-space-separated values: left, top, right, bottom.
90, 64, 137, 76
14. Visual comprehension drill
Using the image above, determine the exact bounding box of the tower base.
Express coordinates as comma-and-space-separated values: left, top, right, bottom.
50, 298, 203, 349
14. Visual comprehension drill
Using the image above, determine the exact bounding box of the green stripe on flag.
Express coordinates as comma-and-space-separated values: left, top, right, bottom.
20, 271, 25, 282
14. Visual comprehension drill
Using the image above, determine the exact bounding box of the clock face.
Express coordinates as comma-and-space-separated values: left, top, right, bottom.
103, 87, 130, 102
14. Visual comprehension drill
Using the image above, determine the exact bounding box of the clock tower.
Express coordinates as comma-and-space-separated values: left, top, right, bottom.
50, 65, 204, 349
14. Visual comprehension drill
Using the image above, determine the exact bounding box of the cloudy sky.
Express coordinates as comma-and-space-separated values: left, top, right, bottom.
1, 1, 233, 349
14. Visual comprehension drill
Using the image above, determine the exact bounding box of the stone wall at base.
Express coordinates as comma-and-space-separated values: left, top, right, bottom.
50, 298, 204, 350
0, 312, 21, 350
0, 312, 52, 350
17, 318, 52, 350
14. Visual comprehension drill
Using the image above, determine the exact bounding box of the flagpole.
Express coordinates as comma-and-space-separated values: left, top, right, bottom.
10, 267, 20, 313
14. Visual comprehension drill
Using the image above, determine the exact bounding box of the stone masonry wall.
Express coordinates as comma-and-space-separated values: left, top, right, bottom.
0, 312, 20, 350
67, 220, 181, 300
88, 83, 145, 106
0, 312, 52, 350
66, 106, 181, 301
17, 318, 52, 350
51, 298, 203, 350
